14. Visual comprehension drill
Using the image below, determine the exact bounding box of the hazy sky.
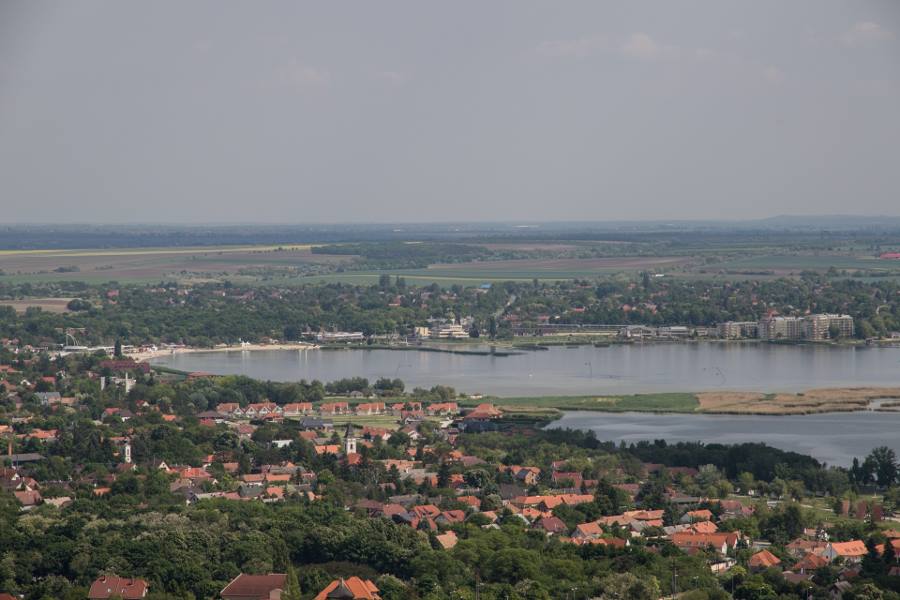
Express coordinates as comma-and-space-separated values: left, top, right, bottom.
1, 1, 898, 223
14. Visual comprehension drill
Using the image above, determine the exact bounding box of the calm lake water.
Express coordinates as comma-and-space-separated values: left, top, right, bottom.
548, 411, 900, 467
153, 344, 900, 464
152, 343, 900, 396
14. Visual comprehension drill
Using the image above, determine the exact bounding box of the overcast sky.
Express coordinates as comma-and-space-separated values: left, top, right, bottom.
0, 1, 898, 224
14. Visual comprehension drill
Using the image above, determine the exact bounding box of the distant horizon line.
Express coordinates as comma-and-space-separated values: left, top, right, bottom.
4, 213, 900, 228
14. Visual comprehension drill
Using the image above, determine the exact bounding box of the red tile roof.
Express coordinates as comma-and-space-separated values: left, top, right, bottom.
671, 532, 739, 551
220, 573, 286, 600
411, 504, 441, 519
828, 540, 867, 558
88, 575, 149, 599
436, 530, 459, 549
13, 489, 41, 506
536, 516, 568, 534
875, 539, 900, 556
684, 509, 713, 522
748, 549, 781, 569
314, 577, 381, 600
574, 521, 604, 538
691, 521, 719, 534
794, 552, 828, 572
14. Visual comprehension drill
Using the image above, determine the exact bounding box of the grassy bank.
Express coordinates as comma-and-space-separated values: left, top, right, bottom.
466, 392, 700, 413
150, 365, 190, 377
476, 386, 900, 416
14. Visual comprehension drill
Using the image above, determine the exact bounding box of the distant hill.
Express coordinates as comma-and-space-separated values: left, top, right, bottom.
746, 214, 900, 229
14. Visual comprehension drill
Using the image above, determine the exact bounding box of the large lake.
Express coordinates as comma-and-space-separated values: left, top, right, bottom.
152, 343, 900, 396
153, 343, 900, 464
548, 411, 900, 467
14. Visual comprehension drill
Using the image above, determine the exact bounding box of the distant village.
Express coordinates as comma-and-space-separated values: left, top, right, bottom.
311, 312, 859, 345
511, 313, 856, 342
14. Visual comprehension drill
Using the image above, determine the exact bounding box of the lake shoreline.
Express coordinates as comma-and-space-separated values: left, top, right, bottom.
149, 343, 900, 403
546, 410, 900, 467
136, 337, 877, 365
482, 386, 900, 416
132, 342, 318, 363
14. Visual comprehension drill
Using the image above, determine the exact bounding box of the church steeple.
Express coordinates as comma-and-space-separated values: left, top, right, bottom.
344, 423, 356, 455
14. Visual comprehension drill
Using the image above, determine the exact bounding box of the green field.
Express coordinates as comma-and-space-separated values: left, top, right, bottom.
0, 244, 342, 285
465, 392, 700, 413
3, 237, 899, 286
704, 253, 900, 273
328, 414, 404, 429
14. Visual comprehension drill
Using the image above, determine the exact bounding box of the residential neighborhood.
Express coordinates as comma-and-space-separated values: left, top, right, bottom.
0, 343, 897, 599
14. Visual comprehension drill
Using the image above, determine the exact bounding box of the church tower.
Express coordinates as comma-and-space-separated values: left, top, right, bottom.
344, 423, 357, 455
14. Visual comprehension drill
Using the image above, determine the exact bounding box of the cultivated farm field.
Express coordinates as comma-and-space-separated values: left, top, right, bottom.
701, 253, 900, 275
303, 256, 692, 285
0, 297, 75, 313
0, 245, 348, 284
2, 236, 898, 286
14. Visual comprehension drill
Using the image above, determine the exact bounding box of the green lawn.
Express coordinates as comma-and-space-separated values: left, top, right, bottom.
328, 414, 404, 429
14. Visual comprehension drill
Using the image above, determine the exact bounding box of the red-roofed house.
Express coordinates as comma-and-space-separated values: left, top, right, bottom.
436, 510, 467, 525
354, 402, 386, 415
464, 403, 502, 420
500, 465, 541, 485
283, 402, 314, 417
220, 573, 286, 600
794, 552, 828, 574
216, 402, 243, 416
671, 532, 740, 555
88, 575, 149, 599
573, 521, 604, 539
319, 402, 349, 415
13, 489, 41, 509
243, 403, 283, 418
536, 516, 568, 535
691, 521, 719, 534
748, 549, 781, 571
875, 539, 900, 557
436, 530, 458, 550
823, 540, 867, 563
313, 577, 381, 600
411, 504, 441, 519
456, 495, 481, 509
551, 471, 583, 489
681, 509, 713, 523
425, 402, 459, 416
560, 493, 594, 506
